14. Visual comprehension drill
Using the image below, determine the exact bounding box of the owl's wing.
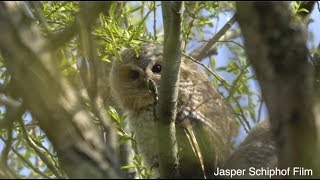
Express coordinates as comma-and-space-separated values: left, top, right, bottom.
176, 60, 236, 178
176, 107, 226, 179
175, 113, 204, 178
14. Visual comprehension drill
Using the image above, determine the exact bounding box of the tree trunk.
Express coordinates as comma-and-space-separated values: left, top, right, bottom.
236, 2, 319, 177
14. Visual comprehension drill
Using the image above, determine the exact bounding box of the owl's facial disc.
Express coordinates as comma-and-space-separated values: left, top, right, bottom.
128, 69, 140, 80
119, 65, 151, 93
118, 66, 156, 111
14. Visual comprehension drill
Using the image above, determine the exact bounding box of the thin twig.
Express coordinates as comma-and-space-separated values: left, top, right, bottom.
0, 95, 21, 108
0, 137, 51, 178
191, 28, 241, 59
127, 5, 154, 43
18, 119, 64, 178
182, 52, 231, 87
153, 1, 157, 40
257, 96, 264, 122
223, 59, 252, 131
29, 135, 60, 170
0, 122, 19, 178
226, 63, 250, 102
44, 2, 68, 18
46, 2, 111, 50
235, 100, 251, 131
0, 95, 23, 130
45, 20, 67, 26
217, 40, 245, 49
136, 7, 153, 33
1, 123, 13, 164
194, 14, 236, 60
92, 97, 120, 168
232, 112, 250, 134
141, 2, 145, 23
215, 16, 220, 34
182, 4, 196, 52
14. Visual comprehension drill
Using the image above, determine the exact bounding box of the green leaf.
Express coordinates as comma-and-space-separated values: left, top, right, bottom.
108, 106, 121, 123
119, 137, 131, 145
297, 8, 309, 13
117, 131, 125, 137
121, 165, 136, 169
293, 1, 299, 10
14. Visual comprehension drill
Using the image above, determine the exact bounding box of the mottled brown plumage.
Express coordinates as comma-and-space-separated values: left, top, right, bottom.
223, 121, 278, 179
110, 43, 237, 178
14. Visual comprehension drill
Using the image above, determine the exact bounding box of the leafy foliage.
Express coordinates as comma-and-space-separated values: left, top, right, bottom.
0, 1, 317, 178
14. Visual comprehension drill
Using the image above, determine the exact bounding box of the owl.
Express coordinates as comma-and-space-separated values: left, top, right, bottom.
109, 43, 237, 178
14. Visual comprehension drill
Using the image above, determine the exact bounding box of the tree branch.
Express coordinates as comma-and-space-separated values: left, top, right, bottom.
156, 1, 183, 178
0, 120, 20, 179
0, 2, 120, 178
153, 1, 157, 40
77, 2, 119, 172
46, 1, 112, 50
0, 137, 49, 178
0, 94, 24, 130
191, 28, 241, 59
18, 118, 64, 178
182, 52, 230, 87
236, 2, 318, 177
193, 15, 236, 61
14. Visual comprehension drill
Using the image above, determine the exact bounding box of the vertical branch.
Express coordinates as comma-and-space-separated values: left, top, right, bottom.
77, 2, 119, 162
0, 95, 23, 178
156, 1, 183, 178
236, 2, 318, 177
153, 1, 157, 40
0, 123, 18, 178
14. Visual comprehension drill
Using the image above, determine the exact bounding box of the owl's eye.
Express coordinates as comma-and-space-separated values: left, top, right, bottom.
128, 70, 140, 80
152, 64, 161, 74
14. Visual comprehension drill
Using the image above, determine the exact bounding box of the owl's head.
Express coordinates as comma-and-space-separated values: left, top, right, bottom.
110, 43, 164, 112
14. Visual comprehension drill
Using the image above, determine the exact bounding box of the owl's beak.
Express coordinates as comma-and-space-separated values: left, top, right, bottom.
147, 79, 157, 94
142, 76, 157, 96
